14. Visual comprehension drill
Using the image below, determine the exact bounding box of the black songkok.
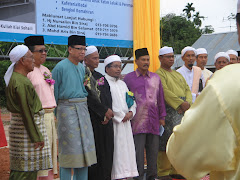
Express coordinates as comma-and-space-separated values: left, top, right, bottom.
24, 36, 44, 46
135, 48, 149, 59
237, 51, 240, 57
68, 35, 86, 46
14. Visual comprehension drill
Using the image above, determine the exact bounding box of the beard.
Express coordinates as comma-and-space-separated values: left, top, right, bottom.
188, 64, 194, 68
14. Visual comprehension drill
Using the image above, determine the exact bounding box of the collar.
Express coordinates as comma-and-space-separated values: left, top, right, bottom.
105, 74, 119, 82
183, 65, 193, 72
135, 69, 150, 77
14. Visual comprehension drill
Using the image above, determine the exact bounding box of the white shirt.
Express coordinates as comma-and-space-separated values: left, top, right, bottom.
202, 67, 213, 82
105, 74, 138, 179
177, 65, 205, 103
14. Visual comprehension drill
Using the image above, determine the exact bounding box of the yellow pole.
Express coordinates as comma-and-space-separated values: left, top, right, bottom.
133, 0, 160, 72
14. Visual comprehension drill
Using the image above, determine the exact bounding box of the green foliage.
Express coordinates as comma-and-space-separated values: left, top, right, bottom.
202, 25, 215, 34
45, 44, 68, 57
160, 14, 202, 54
0, 60, 11, 107
193, 12, 205, 27
183, 2, 195, 20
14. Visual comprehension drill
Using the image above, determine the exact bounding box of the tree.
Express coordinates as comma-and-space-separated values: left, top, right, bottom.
160, 14, 202, 54
183, 3, 195, 20
202, 25, 214, 34
193, 12, 205, 27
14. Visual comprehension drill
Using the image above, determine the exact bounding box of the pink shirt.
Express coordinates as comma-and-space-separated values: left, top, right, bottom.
27, 65, 57, 108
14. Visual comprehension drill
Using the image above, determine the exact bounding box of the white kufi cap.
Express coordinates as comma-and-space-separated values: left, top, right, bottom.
4, 45, 29, 86
196, 48, 207, 56
159, 46, 173, 55
214, 52, 230, 63
226, 49, 238, 57
181, 46, 196, 57
85, 46, 98, 56
104, 55, 121, 67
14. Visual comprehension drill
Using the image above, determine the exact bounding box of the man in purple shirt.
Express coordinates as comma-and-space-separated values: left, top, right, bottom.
124, 48, 166, 180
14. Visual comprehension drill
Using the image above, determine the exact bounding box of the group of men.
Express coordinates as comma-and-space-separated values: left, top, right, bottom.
4, 4, 240, 179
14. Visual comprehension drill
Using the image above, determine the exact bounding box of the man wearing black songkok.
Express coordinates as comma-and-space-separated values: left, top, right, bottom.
52, 35, 97, 180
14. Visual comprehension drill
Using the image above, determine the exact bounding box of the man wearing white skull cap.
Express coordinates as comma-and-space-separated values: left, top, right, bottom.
214, 52, 230, 71
226, 49, 238, 64
156, 46, 192, 180
84, 46, 114, 180
5, 45, 52, 180
177, 46, 205, 103
196, 48, 213, 81
104, 55, 138, 179
165, 3, 240, 180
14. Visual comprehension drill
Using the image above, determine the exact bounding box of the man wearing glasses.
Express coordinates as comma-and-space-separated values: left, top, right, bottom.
156, 46, 192, 180
24, 36, 58, 180
52, 35, 97, 180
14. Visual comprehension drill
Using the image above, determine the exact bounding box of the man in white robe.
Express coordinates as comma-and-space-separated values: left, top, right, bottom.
104, 55, 139, 180
166, 5, 240, 179
177, 46, 205, 103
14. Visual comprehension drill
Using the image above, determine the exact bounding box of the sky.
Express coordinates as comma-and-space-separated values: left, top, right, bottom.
160, 0, 237, 33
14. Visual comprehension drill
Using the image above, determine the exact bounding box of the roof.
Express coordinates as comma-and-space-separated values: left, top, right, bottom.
173, 31, 239, 68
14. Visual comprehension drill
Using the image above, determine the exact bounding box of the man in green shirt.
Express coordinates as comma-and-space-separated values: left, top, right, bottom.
156, 46, 192, 180
4, 45, 52, 180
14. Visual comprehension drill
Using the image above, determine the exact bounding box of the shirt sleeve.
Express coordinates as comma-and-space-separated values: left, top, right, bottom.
156, 70, 184, 110
16, 85, 43, 143
185, 81, 192, 105
157, 77, 166, 120
166, 84, 237, 180
52, 65, 61, 105
86, 74, 108, 119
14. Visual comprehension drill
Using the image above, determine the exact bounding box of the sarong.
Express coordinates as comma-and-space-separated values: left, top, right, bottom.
159, 98, 185, 151
38, 109, 58, 176
57, 97, 97, 168
9, 110, 52, 171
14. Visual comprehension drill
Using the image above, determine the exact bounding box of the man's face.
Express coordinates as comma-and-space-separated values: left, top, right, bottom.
106, 61, 121, 78
135, 55, 150, 71
22, 50, 35, 72
32, 45, 47, 66
182, 50, 196, 69
84, 51, 100, 70
215, 57, 229, 70
196, 54, 208, 68
229, 54, 238, 64
159, 53, 174, 69
69, 45, 86, 62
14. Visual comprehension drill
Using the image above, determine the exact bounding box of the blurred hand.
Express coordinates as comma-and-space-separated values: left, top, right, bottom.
102, 116, 109, 125
122, 111, 133, 123
105, 108, 114, 120
180, 101, 190, 112
159, 119, 165, 126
